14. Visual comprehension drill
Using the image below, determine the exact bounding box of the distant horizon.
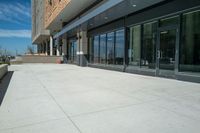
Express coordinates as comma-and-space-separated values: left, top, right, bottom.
0, 0, 35, 56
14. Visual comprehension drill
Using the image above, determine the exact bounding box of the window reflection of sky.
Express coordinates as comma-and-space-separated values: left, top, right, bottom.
91, 29, 125, 65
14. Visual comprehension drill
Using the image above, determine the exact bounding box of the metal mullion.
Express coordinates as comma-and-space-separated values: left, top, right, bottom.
140, 24, 144, 68
98, 35, 100, 64
156, 21, 160, 76
175, 14, 182, 74
105, 34, 107, 65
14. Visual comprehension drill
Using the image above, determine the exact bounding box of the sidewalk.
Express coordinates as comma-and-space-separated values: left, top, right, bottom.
0, 64, 200, 133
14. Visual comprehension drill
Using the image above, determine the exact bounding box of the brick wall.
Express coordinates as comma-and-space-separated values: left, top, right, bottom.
45, 0, 71, 29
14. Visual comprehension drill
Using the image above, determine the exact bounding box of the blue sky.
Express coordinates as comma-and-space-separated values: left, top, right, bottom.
0, 0, 33, 55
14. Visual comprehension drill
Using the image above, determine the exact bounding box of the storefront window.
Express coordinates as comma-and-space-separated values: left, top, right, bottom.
100, 34, 106, 64
93, 36, 99, 63
180, 10, 200, 73
107, 32, 115, 64
141, 22, 157, 69
72, 41, 77, 63
129, 25, 141, 66
68, 39, 77, 63
115, 29, 125, 65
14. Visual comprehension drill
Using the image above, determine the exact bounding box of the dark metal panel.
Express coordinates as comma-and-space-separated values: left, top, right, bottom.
126, 0, 200, 26
87, 18, 124, 36
87, 0, 166, 30
88, 63, 200, 83
54, 0, 124, 38
125, 67, 156, 77
176, 74, 200, 83
88, 64, 124, 72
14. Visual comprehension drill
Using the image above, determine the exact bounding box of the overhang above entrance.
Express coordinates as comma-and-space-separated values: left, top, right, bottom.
54, 0, 166, 39
32, 30, 50, 44
47, 0, 98, 34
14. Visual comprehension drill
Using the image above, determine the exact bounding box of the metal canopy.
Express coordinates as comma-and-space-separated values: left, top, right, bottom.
54, 0, 124, 38
54, 0, 166, 39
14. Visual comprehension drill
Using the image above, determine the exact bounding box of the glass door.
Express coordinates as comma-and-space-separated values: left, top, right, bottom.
71, 41, 77, 63
68, 40, 77, 64
157, 27, 178, 78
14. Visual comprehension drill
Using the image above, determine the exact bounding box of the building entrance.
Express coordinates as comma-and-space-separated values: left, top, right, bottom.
68, 40, 77, 64
156, 27, 179, 78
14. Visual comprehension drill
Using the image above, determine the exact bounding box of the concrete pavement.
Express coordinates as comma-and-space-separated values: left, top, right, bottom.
0, 64, 200, 133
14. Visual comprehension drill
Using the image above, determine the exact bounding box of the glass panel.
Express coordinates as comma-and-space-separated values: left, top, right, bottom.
93, 36, 99, 63
180, 10, 200, 73
160, 16, 179, 27
159, 29, 176, 70
100, 34, 106, 64
141, 22, 157, 69
129, 25, 141, 66
68, 40, 77, 63
107, 32, 115, 64
68, 43, 71, 60
71, 43, 73, 61
73, 41, 77, 63
115, 29, 125, 65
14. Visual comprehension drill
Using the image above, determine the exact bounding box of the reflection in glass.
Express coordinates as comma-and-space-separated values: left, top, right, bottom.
141, 22, 157, 69
107, 32, 115, 64
68, 40, 77, 63
159, 29, 176, 70
115, 29, 125, 65
180, 10, 200, 73
67, 43, 70, 60
73, 41, 77, 63
93, 36, 99, 63
100, 34, 106, 64
129, 25, 141, 66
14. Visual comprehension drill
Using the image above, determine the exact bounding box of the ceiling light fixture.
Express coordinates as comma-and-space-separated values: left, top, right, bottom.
132, 4, 137, 7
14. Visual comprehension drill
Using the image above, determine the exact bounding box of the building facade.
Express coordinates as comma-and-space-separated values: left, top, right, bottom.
32, 0, 51, 56
32, 0, 200, 82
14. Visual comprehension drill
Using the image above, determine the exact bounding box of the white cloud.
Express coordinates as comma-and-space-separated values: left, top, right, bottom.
0, 2, 31, 24
0, 29, 31, 38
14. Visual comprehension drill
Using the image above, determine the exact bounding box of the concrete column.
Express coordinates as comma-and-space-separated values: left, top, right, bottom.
45, 40, 48, 56
50, 36, 53, 56
56, 43, 59, 56
80, 31, 88, 55
55, 39, 60, 56
77, 31, 88, 66
62, 38, 67, 56
76, 32, 80, 66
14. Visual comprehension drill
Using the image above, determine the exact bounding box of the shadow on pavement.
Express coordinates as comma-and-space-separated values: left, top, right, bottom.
0, 71, 14, 106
